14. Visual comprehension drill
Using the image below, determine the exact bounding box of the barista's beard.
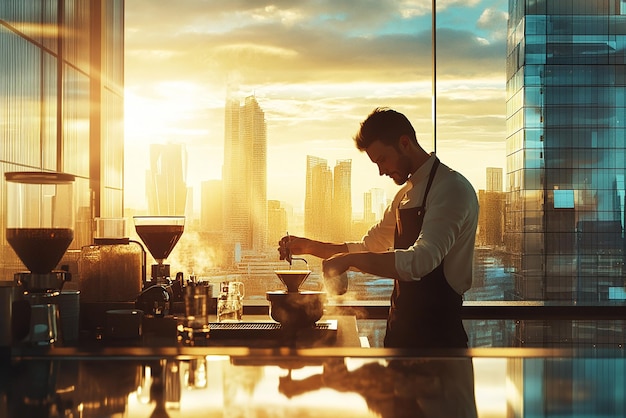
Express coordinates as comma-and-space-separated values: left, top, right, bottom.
391, 155, 413, 185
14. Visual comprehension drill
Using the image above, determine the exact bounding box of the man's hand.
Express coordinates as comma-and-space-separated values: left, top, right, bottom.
322, 253, 351, 295
278, 234, 308, 261
278, 236, 349, 261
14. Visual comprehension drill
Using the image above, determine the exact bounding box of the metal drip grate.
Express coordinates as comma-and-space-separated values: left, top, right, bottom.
205, 320, 337, 340
209, 322, 281, 331
209, 321, 335, 331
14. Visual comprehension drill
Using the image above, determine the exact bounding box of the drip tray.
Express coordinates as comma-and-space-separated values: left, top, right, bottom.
204, 320, 337, 344
208, 319, 336, 337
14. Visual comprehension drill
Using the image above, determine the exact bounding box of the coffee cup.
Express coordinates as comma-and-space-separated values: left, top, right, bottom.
323, 271, 349, 296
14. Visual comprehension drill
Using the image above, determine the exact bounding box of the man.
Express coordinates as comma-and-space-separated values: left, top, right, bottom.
279, 107, 479, 348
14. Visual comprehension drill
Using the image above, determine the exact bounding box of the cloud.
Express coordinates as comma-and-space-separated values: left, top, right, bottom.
125, 1, 505, 88
124, 0, 510, 197
126, 0, 417, 34
435, 28, 506, 76
477, 7, 509, 40
124, 0, 508, 129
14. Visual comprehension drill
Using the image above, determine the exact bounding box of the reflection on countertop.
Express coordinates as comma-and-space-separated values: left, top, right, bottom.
274, 357, 478, 417
2, 346, 626, 417
0, 354, 477, 418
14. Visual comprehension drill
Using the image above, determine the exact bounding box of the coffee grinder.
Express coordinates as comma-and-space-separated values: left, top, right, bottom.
133, 216, 185, 316
5, 172, 75, 345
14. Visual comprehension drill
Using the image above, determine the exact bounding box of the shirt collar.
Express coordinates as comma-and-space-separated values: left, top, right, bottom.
407, 152, 437, 188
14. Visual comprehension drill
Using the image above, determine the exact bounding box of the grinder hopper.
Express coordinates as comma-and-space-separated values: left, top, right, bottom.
133, 216, 184, 283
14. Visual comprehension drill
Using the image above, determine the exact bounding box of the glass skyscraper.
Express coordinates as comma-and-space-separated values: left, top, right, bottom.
504, 3, 626, 409
222, 95, 267, 255
146, 143, 188, 216
331, 159, 352, 242
506, 0, 626, 307
304, 155, 332, 241
0, 0, 124, 280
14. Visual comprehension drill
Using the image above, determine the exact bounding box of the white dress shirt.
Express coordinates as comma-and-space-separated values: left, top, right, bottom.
346, 154, 479, 295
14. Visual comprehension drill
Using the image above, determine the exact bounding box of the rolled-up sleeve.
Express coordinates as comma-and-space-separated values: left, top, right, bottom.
394, 171, 478, 293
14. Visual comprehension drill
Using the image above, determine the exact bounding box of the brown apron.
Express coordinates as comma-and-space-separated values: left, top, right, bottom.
384, 158, 468, 348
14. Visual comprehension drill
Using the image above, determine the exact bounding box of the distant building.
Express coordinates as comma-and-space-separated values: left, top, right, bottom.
267, 200, 287, 247
477, 189, 505, 247
371, 188, 387, 221
305, 156, 352, 242
486, 167, 503, 192
146, 143, 188, 216
477, 168, 506, 247
363, 192, 374, 224
332, 159, 352, 241
305, 156, 333, 240
201, 179, 223, 232
363, 188, 387, 225
222, 95, 267, 253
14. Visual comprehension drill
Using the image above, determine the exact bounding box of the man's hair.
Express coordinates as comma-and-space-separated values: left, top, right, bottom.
353, 107, 418, 151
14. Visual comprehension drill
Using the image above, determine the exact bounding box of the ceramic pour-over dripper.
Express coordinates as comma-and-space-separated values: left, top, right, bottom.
274, 270, 311, 292
275, 257, 310, 292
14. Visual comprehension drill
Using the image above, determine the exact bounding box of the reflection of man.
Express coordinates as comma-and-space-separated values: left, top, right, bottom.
279, 108, 479, 348
279, 358, 479, 418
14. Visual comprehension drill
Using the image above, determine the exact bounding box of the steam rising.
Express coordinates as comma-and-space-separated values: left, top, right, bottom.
164, 231, 222, 275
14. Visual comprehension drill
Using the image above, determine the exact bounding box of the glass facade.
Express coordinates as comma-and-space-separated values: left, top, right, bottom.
506, 0, 626, 342
0, 0, 124, 280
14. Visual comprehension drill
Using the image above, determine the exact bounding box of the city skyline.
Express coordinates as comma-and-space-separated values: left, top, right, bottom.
123, 1, 509, 214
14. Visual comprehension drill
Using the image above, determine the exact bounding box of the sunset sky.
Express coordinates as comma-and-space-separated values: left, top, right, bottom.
123, 0, 509, 214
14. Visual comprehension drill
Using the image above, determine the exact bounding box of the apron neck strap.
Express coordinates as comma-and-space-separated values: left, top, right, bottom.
421, 157, 440, 207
